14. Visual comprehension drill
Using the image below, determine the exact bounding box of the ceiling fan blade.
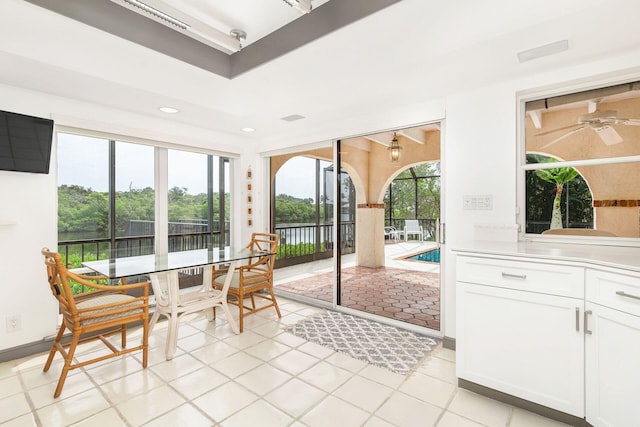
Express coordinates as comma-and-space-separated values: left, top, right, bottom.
541, 125, 587, 148
615, 118, 640, 126
536, 123, 583, 137
594, 125, 623, 145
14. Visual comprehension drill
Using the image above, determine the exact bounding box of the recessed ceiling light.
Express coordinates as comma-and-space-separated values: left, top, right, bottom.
241, 127, 256, 132
159, 106, 179, 113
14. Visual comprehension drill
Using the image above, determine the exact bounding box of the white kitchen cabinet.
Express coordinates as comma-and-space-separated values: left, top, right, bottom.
585, 269, 640, 427
457, 281, 585, 416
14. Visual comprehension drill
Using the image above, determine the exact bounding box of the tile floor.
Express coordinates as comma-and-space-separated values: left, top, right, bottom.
1, 298, 571, 427
277, 266, 441, 330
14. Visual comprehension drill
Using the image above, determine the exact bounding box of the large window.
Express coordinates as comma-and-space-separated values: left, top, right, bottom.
58, 132, 232, 270
521, 80, 640, 238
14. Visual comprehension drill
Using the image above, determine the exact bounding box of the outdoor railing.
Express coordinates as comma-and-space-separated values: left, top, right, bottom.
274, 222, 355, 267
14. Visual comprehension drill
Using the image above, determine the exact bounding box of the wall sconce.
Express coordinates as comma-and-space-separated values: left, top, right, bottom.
388, 132, 402, 162
247, 166, 253, 227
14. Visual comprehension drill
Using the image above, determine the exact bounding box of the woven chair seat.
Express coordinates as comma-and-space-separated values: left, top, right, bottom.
75, 294, 144, 325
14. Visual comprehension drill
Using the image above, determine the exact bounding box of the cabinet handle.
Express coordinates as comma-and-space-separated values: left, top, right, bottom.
575, 307, 580, 332
584, 310, 593, 335
616, 290, 640, 301
501, 272, 527, 280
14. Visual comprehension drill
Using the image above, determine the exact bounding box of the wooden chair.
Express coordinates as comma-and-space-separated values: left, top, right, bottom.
41, 248, 149, 398
213, 233, 280, 332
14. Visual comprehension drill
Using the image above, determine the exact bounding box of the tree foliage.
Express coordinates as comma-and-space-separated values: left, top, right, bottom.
526, 154, 593, 232
58, 184, 229, 239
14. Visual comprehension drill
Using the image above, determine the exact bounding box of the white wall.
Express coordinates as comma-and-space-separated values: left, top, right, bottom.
2, 50, 640, 351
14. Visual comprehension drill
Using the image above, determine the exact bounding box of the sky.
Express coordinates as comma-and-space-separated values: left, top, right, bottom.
58, 132, 325, 200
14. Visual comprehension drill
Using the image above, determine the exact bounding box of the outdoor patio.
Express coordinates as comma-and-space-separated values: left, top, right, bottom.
273, 241, 441, 330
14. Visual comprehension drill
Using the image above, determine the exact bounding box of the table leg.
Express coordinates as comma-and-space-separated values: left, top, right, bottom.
221, 260, 240, 334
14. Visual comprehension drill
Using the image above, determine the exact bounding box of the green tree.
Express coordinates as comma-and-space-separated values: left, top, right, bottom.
535, 158, 579, 229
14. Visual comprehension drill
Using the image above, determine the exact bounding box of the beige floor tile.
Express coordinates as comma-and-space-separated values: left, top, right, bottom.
375, 391, 443, 427
415, 355, 457, 384
222, 330, 267, 350
250, 320, 285, 338
448, 389, 512, 427
69, 408, 128, 426
399, 371, 456, 408
168, 365, 229, 400
36, 388, 110, 427
244, 339, 292, 361
272, 331, 307, 348
28, 371, 96, 409
1, 413, 38, 427
143, 403, 214, 427
264, 378, 327, 418
176, 329, 219, 353
85, 355, 145, 385
324, 352, 368, 373
301, 395, 371, 427
269, 349, 320, 375
221, 400, 294, 427
436, 411, 485, 427
192, 381, 258, 422
0, 376, 22, 399
297, 341, 335, 359
363, 416, 396, 427
235, 363, 292, 396
0, 392, 31, 424
116, 384, 186, 426
149, 353, 205, 382
333, 375, 394, 412
298, 360, 353, 392
212, 351, 264, 378
99, 369, 165, 405
190, 340, 240, 365
358, 364, 405, 389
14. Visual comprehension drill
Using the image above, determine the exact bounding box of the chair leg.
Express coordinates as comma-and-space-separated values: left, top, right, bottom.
121, 324, 127, 348
269, 287, 282, 318
54, 331, 80, 398
142, 316, 149, 368
238, 291, 244, 333
44, 324, 66, 372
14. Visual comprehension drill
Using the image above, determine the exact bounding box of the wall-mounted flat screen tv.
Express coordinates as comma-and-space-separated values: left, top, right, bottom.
0, 110, 54, 174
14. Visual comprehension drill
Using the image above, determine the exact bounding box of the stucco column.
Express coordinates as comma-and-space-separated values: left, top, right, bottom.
355, 204, 386, 268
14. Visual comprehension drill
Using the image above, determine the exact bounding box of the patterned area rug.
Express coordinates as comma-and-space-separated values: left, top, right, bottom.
287, 310, 438, 375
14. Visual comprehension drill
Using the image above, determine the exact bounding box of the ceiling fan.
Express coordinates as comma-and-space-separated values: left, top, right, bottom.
537, 100, 640, 148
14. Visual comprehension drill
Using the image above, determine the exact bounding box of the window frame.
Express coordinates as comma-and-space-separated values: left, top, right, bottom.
516, 75, 640, 246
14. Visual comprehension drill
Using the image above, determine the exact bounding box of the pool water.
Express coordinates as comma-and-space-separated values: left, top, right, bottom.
407, 248, 440, 263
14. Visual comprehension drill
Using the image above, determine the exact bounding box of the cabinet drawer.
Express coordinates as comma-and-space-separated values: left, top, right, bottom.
457, 255, 584, 298
586, 269, 640, 316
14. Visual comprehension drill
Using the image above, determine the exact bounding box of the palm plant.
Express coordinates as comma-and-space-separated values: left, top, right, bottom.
535, 159, 579, 229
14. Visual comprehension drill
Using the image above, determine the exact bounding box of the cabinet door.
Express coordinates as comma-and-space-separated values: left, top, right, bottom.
585, 302, 640, 427
456, 282, 584, 416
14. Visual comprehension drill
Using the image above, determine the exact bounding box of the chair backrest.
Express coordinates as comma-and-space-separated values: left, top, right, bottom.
405, 220, 421, 231
42, 248, 78, 318
245, 233, 280, 273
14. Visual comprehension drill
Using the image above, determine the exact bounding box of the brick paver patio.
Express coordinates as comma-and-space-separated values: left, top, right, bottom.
276, 266, 440, 330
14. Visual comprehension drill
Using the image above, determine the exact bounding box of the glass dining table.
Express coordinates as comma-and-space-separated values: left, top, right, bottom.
83, 246, 260, 359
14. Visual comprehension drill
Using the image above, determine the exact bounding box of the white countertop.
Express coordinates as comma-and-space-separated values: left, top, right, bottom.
452, 240, 640, 273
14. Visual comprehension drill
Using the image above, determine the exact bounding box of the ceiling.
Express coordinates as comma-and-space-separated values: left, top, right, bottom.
2, 0, 640, 152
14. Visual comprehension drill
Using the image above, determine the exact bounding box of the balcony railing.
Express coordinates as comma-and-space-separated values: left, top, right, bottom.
274, 222, 355, 268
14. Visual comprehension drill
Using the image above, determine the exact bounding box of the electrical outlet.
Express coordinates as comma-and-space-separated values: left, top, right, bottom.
6, 314, 21, 333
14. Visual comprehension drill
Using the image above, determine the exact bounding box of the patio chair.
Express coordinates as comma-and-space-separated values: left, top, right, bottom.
213, 233, 280, 332
41, 248, 149, 398
404, 220, 424, 241
384, 226, 400, 241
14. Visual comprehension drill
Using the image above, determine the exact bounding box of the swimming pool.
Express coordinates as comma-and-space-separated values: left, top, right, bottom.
406, 248, 440, 263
